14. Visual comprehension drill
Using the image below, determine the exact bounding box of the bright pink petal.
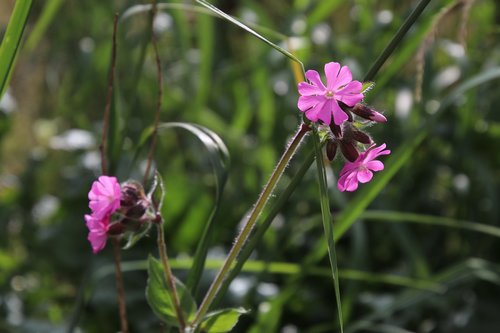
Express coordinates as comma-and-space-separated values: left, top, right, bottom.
366, 160, 384, 171
305, 100, 328, 123
298, 82, 324, 96
85, 214, 110, 254
336, 81, 364, 106
88, 176, 121, 218
338, 171, 359, 192
324, 62, 341, 91
305, 70, 326, 91
298, 95, 323, 112
339, 161, 360, 177
329, 99, 348, 125
333, 65, 353, 90
357, 168, 373, 183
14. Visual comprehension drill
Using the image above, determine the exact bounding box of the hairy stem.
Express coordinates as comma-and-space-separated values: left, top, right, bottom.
191, 123, 311, 326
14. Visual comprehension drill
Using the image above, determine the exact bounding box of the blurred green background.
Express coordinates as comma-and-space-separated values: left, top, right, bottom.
1, 0, 499, 332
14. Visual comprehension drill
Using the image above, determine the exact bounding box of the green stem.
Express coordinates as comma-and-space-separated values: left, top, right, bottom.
191, 123, 311, 325
156, 223, 186, 331
363, 0, 433, 82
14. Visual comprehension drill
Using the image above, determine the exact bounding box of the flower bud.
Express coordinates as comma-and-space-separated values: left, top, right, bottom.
352, 130, 372, 144
351, 104, 387, 123
120, 181, 145, 208
339, 140, 359, 162
326, 140, 338, 161
107, 222, 126, 236
329, 123, 342, 138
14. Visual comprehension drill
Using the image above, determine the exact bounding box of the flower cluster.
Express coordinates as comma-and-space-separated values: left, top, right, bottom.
297, 62, 390, 192
85, 176, 152, 253
85, 176, 121, 253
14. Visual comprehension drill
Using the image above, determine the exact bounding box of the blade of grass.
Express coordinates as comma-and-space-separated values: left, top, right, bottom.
345, 258, 500, 333
95, 258, 444, 293
334, 131, 426, 241
24, 0, 63, 51
157, 122, 230, 297
312, 131, 343, 332
0, 0, 33, 99
195, 0, 304, 73
361, 210, 500, 238
363, 0, 433, 82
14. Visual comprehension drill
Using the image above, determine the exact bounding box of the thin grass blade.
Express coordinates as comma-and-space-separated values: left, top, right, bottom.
312, 131, 344, 332
0, 0, 33, 99
195, 0, 304, 72
157, 122, 230, 296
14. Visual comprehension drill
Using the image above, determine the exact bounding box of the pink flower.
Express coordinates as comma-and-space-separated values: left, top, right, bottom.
85, 214, 110, 254
337, 144, 391, 192
88, 176, 121, 219
298, 62, 364, 125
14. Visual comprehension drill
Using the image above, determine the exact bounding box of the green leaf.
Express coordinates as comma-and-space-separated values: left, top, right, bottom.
0, 0, 33, 99
146, 255, 197, 326
312, 131, 344, 332
361, 81, 375, 94
200, 307, 249, 333
157, 122, 230, 297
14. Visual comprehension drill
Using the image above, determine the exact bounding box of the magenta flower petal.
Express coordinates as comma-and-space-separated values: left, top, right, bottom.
304, 100, 328, 122
357, 169, 373, 183
88, 175, 121, 219
336, 81, 364, 107
85, 214, 110, 254
297, 61, 364, 125
305, 70, 326, 91
324, 62, 341, 91
333, 65, 353, 90
337, 144, 390, 192
338, 172, 359, 192
330, 99, 349, 125
298, 95, 322, 112
366, 160, 384, 171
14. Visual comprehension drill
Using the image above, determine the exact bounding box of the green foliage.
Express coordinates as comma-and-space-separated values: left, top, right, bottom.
0, 0, 32, 99
1, 0, 499, 332
146, 255, 197, 327
200, 307, 249, 333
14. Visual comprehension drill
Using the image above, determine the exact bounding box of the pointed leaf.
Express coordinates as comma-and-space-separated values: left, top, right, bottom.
146, 255, 197, 326
200, 307, 249, 333
0, 0, 33, 99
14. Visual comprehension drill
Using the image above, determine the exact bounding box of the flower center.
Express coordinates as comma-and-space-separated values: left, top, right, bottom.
325, 90, 335, 99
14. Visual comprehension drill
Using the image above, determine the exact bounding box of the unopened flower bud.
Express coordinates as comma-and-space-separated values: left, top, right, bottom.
329, 123, 342, 138
107, 222, 126, 236
352, 130, 372, 144
125, 200, 149, 219
326, 140, 338, 161
120, 182, 145, 208
351, 104, 387, 123
340, 140, 359, 162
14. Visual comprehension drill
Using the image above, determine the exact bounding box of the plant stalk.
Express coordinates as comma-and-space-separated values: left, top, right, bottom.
156, 223, 186, 331
112, 238, 129, 333
191, 122, 311, 326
